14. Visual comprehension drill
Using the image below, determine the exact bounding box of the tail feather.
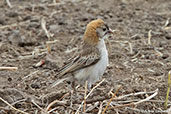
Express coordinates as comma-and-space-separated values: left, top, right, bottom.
51, 77, 70, 88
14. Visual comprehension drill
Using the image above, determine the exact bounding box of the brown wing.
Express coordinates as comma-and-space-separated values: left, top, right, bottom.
57, 46, 100, 78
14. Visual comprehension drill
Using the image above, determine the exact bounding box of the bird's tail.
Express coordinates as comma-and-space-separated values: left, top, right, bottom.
51, 77, 70, 88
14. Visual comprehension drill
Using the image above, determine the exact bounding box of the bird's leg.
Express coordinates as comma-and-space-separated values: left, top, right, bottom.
71, 81, 76, 93
70, 89, 73, 108
87, 82, 92, 91
66, 80, 74, 108
83, 81, 88, 112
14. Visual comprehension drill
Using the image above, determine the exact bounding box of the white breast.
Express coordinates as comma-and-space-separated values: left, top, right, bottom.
89, 39, 108, 83
74, 39, 108, 89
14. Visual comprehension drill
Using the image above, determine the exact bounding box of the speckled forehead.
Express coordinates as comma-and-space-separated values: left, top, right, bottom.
87, 19, 104, 28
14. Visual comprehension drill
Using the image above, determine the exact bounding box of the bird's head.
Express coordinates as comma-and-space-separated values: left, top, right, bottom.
83, 19, 113, 45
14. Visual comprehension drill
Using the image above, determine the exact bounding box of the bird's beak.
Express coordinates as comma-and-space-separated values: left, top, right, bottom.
108, 28, 114, 34
105, 24, 114, 35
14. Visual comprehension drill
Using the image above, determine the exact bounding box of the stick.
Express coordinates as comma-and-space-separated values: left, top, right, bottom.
0, 67, 18, 70
164, 27, 171, 30
47, 107, 58, 113
75, 79, 105, 114
148, 30, 152, 45
164, 18, 170, 27
134, 89, 158, 105
6, 0, 13, 8
31, 99, 45, 112
164, 71, 171, 109
45, 100, 67, 112
154, 48, 163, 57
116, 89, 157, 100
109, 89, 158, 109
46, 40, 58, 53
0, 97, 28, 114
23, 70, 39, 80
74, 88, 159, 105
41, 18, 53, 53
98, 102, 103, 114
41, 18, 53, 40
0, 21, 30, 29
102, 86, 121, 114
128, 42, 133, 54
46, 40, 58, 44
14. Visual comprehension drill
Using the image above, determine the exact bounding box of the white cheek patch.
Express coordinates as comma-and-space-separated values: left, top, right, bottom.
102, 34, 110, 40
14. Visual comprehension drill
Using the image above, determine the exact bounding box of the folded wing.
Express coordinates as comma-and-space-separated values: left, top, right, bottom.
57, 46, 100, 78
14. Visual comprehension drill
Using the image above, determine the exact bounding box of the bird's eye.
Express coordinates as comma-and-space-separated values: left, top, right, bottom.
103, 28, 106, 31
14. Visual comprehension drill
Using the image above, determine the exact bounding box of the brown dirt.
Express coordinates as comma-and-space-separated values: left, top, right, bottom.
0, 0, 171, 114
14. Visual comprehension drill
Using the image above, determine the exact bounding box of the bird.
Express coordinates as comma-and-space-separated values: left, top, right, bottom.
52, 19, 113, 90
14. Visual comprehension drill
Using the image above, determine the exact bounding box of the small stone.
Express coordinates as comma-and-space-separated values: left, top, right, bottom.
162, 54, 169, 59
0, 18, 5, 25
6, 12, 18, 17
7, 77, 12, 82
30, 83, 41, 89
165, 35, 171, 40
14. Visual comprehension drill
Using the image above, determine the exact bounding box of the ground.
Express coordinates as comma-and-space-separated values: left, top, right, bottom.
0, 0, 171, 114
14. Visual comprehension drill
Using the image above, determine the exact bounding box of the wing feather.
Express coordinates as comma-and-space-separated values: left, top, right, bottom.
57, 46, 100, 78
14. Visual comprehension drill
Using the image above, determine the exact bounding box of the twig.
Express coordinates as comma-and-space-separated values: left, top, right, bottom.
59, 92, 70, 100
33, 3, 61, 8
45, 100, 67, 112
9, 99, 27, 107
34, 59, 45, 67
6, 0, 13, 8
51, 77, 69, 88
47, 107, 59, 113
90, 89, 158, 105
164, 18, 170, 27
23, 70, 39, 80
116, 99, 171, 104
128, 42, 133, 54
46, 40, 58, 53
110, 103, 135, 109
0, 21, 30, 29
0, 97, 28, 114
41, 18, 53, 40
85, 102, 99, 112
41, 18, 54, 53
72, 88, 158, 105
134, 89, 158, 105
116, 89, 157, 100
46, 40, 58, 44
164, 71, 171, 109
154, 48, 163, 57
19, 51, 47, 60
148, 30, 152, 45
102, 86, 121, 114
86, 79, 105, 99
0, 67, 18, 70
109, 89, 158, 109
31, 99, 46, 113
98, 102, 103, 114
131, 51, 140, 59
164, 26, 171, 30
75, 79, 105, 114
